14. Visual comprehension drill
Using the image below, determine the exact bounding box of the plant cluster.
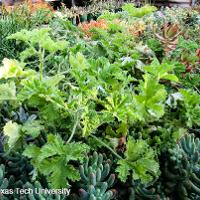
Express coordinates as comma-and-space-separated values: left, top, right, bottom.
0, 3, 199, 200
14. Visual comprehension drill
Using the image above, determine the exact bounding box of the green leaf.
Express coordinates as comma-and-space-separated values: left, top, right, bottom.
162, 74, 179, 82
144, 59, 179, 82
7, 29, 30, 42
22, 120, 44, 138
180, 89, 200, 127
116, 137, 159, 183
0, 59, 24, 79
20, 47, 36, 61
40, 157, 79, 188
133, 74, 167, 121
47, 160, 79, 188
116, 159, 131, 182
122, 4, 156, 18
82, 106, 114, 137
0, 82, 16, 102
9, 28, 68, 56
3, 121, 21, 149
37, 134, 65, 162
23, 144, 41, 158
69, 53, 89, 71
0, 58, 35, 79
23, 134, 89, 188
18, 75, 65, 108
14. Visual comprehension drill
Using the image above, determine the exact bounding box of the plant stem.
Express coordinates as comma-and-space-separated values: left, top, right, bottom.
39, 48, 45, 80
194, 86, 200, 94
90, 135, 123, 159
67, 116, 79, 143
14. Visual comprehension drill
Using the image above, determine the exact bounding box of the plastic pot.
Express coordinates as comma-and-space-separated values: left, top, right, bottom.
80, 14, 88, 22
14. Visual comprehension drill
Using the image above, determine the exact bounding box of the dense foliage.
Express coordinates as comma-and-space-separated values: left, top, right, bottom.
0, 3, 199, 200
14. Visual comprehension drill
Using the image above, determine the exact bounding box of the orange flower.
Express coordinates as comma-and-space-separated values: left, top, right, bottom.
79, 19, 108, 37
112, 19, 122, 24
4, 0, 53, 14
127, 21, 146, 37
26, 0, 53, 14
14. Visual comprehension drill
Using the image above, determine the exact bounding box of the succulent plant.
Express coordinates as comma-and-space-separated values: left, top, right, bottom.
128, 179, 170, 200
135, 185, 159, 199
0, 152, 33, 184
164, 134, 200, 199
0, 163, 67, 200
154, 23, 182, 54
0, 164, 11, 200
21, 181, 67, 200
10, 106, 37, 124
78, 152, 116, 200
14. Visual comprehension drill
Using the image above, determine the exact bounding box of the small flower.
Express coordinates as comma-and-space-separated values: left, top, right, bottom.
54, 11, 63, 18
